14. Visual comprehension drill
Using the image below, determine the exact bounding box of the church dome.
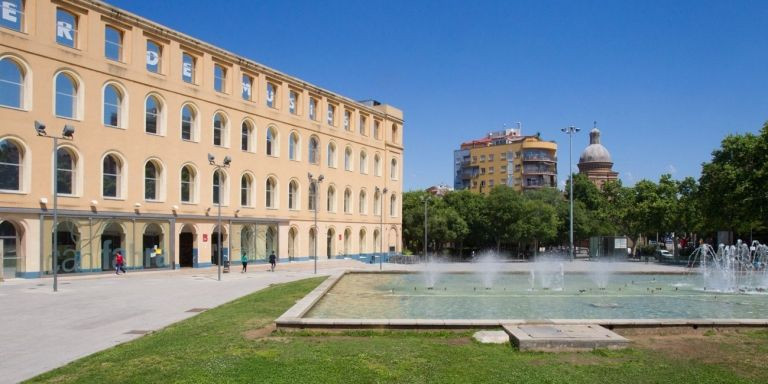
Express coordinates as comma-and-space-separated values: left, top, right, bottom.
579, 127, 612, 164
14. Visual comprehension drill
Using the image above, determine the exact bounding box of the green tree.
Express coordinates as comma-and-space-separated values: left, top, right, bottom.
485, 186, 524, 252
443, 190, 490, 254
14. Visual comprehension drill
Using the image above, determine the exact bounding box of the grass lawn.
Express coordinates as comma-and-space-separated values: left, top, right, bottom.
27, 277, 768, 383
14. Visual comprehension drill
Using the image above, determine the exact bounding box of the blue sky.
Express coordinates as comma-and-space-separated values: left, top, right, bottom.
109, 0, 768, 190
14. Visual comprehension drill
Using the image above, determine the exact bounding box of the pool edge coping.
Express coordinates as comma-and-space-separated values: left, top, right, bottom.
275, 270, 768, 330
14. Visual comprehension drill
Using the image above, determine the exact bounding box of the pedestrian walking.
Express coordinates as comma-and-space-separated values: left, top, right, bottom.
115, 251, 126, 275
269, 251, 276, 272
241, 253, 248, 273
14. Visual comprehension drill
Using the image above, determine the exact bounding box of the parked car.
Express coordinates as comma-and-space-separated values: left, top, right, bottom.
656, 249, 674, 259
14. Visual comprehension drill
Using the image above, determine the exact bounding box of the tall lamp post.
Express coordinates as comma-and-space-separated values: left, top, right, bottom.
561, 125, 580, 261
208, 153, 231, 282
35, 121, 75, 292
376, 186, 388, 271
422, 195, 430, 262
308, 173, 324, 274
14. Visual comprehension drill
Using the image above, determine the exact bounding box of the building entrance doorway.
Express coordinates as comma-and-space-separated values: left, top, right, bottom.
179, 232, 194, 267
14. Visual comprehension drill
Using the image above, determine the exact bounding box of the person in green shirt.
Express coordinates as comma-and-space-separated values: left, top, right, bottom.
241, 253, 248, 273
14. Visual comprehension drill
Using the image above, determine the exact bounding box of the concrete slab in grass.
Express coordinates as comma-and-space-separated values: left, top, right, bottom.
504, 324, 629, 352
473, 331, 510, 344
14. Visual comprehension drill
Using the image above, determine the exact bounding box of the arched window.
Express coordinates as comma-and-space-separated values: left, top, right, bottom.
212, 170, 226, 205
102, 154, 121, 198
308, 136, 319, 164
102, 84, 122, 127
390, 194, 397, 216
344, 147, 352, 171
145, 95, 162, 134
57, 148, 76, 195
55, 72, 78, 119
390, 158, 398, 180
241, 120, 253, 152
308, 182, 317, 211
265, 177, 276, 208
326, 185, 336, 212
266, 127, 277, 156
144, 161, 161, 200
240, 174, 252, 207
213, 112, 227, 147
374, 189, 381, 216
0, 57, 26, 109
0, 139, 23, 191
181, 104, 196, 141
374, 154, 381, 177
327, 142, 336, 168
359, 190, 367, 214
343, 188, 351, 213
289, 132, 299, 160
288, 180, 298, 210
359, 151, 367, 174
180, 165, 195, 203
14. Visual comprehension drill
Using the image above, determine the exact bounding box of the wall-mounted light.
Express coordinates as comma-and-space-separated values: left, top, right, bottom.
172, 205, 179, 211
90, 200, 98, 206
40, 197, 48, 205
134, 203, 142, 208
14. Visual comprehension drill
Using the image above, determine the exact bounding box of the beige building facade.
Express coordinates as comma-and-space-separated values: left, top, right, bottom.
453, 128, 557, 194
0, 0, 404, 279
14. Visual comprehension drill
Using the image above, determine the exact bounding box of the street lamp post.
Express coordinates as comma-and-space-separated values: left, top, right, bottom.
561, 125, 580, 261
422, 195, 430, 262
35, 121, 75, 292
308, 173, 324, 274
376, 186, 388, 271
209, 153, 231, 282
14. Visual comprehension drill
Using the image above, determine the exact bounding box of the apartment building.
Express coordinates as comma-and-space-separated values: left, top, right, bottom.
453, 128, 556, 194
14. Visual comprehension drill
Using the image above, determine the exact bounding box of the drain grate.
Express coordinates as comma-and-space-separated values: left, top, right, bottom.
186, 308, 209, 313
125, 330, 151, 335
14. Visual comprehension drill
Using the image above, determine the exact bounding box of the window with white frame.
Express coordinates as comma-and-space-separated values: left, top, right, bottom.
146, 40, 162, 73
288, 180, 298, 210
102, 84, 123, 128
56, 8, 78, 48
241, 74, 253, 100
102, 154, 122, 198
308, 97, 317, 120
104, 26, 123, 61
213, 64, 226, 93
390, 194, 396, 216
0, 138, 23, 191
266, 82, 276, 108
0, 57, 25, 110
308, 182, 316, 211
374, 154, 381, 177
145, 161, 161, 201
359, 190, 367, 214
326, 185, 336, 212
289, 132, 299, 160
289, 90, 297, 114
181, 104, 196, 141
241, 120, 253, 152
266, 127, 277, 156
343, 188, 351, 213
1, 0, 24, 32
213, 170, 226, 205
265, 177, 276, 208
308, 136, 319, 164
343, 110, 351, 131
359, 115, 367, 136
359, 151, 367, 174
56, 148, 76, 195
373, 120, 380, 140
240, 174, 252, 207
327, 142, 336, 168
55, 72, 79, 119
327, 104, 335, 126
344, 147, 352, 171
182, 53, 196, 83
180, 165, 196, 203
145, 95, 162, 134
213, 113, 227, 147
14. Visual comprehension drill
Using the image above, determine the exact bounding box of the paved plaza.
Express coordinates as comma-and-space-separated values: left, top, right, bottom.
0, 260, 686, 383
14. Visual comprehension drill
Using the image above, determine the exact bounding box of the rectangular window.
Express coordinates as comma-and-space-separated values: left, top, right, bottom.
289, 91, 297, 114
104, 26, 122, 61
182, 53, 196, 83
214, 64, 226, 93
359, 115, 367, 136
327, 104, 335, 126
480, 155, 486, 162
146, 40, 162, 73
309, 98, 317, 120
500, 152, 507, 160
489, 154, 494, 162
1, 0, 24, 32
241, 74, 253, 100
373, 120, 380, 139
266, 82, 276, 108
489, 166, 494, 174
344, 110, 351, 131
56, 8, 77, 48
489, 180, 495, 187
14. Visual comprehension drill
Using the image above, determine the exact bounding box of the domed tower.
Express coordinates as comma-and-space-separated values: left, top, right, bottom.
577, 123, 619, 189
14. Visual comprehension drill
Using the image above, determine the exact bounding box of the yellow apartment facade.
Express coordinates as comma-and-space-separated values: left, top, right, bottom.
453, 128, 557, 194
0, 0, 404, 279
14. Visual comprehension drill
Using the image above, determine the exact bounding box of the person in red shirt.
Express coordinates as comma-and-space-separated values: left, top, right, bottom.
115, 251, 126, 275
